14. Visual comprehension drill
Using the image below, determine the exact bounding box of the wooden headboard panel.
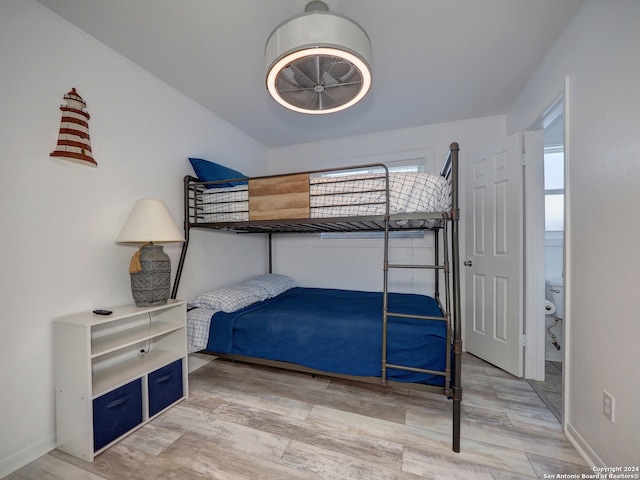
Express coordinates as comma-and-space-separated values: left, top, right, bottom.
248, 173, 310, 220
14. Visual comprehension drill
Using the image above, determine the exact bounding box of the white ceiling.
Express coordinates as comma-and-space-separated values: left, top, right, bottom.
36, 0, 581, 148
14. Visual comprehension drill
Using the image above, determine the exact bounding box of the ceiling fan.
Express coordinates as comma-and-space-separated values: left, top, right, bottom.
265, 1, 372, 115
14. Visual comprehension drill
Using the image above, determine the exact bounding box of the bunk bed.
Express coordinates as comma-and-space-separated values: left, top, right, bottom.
171, 142, 462, 452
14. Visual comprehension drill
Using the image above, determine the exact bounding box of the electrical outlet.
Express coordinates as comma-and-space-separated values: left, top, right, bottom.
603, 391, 615, 423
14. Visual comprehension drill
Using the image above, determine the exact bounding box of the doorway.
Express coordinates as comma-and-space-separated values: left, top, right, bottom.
463, 89, 569, 424
527, 108, 565, 422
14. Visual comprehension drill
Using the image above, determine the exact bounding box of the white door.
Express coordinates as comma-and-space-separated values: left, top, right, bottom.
464, 134, 523, 377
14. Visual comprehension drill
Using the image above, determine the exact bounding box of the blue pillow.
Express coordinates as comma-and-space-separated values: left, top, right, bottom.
189, 158, 248, 188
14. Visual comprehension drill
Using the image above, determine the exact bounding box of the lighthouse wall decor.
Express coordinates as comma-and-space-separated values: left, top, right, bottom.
50, 88, 97, 167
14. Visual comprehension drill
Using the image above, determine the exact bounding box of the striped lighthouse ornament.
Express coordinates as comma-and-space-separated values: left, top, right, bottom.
50, 88, 97, 167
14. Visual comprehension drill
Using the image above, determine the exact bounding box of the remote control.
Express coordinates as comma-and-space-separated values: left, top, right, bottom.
93, 309, 113, 315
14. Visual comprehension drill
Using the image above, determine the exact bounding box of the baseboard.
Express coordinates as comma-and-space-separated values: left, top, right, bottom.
0, 435, 55, 478
565, 421, 604, 468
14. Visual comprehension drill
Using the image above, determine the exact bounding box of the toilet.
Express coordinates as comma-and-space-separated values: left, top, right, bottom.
545, 278, 564, 320
545, 278, 564, 361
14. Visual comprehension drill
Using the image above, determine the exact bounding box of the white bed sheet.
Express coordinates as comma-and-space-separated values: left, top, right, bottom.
197, 172, 450, 222
187, 307, 218, 353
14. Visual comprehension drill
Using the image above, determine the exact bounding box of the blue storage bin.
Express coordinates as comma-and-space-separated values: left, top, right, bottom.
148, 359, 184, 417
93, 379, 142, 451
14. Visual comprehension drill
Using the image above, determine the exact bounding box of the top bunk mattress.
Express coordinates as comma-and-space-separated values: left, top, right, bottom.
197, 171, 450, 223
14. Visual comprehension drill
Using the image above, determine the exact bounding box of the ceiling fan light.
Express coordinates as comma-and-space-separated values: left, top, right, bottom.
265, 6, 372, 114
266, 47, 371, 115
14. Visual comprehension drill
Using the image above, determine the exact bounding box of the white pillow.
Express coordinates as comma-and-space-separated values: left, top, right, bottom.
188, 285, 268, 312
242, 274, 297, 298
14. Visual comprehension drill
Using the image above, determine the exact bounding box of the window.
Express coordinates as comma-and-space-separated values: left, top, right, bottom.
320, 157, 427, 240
315, 159, 424, 178
544, 146, 564, 231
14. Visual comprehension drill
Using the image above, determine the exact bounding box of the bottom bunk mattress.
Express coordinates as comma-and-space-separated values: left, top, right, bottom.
190, 287, 448, 386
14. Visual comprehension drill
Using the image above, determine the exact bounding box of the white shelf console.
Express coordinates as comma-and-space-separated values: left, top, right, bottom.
54, 300, 188, 462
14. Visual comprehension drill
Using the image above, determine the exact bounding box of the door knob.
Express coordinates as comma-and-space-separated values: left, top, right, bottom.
463, 260, 473, 267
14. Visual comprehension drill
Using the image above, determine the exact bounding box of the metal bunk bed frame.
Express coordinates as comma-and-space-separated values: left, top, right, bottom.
171, 142, 462, 452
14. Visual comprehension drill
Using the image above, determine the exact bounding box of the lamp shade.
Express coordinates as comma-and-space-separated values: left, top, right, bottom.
116, 199, 184, 244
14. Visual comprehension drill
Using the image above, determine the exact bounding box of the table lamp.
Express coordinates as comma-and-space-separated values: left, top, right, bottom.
116, 199, 185, 306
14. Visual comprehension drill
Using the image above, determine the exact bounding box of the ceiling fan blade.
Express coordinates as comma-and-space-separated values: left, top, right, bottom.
322, 82, 361, 105
324, 59, 357, 84
273, 53, 366, 112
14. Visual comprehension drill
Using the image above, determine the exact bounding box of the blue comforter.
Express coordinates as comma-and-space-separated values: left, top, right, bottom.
206, 287, 447, 385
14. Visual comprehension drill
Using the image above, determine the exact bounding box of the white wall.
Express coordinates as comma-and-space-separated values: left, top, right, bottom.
508, 0, 640, 466
0, 1, 267, 475
545, 233, 564, 282
267, 116, 505, 292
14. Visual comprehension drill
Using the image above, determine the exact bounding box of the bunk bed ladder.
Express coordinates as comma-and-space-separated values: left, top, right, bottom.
381, 142, 462, 453
381, 220, 452, 388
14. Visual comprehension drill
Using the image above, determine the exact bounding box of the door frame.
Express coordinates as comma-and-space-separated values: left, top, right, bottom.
523, 83, 569, 387
523, 127, 546, 381
562, 77, 572, 430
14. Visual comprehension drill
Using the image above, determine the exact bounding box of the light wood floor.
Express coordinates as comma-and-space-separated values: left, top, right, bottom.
6, 354, 592, 479
528, 360, 563, 423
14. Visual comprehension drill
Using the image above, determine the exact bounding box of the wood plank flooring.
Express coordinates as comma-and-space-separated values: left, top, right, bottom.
527, 361, 563, 422
5, 354, 592, 479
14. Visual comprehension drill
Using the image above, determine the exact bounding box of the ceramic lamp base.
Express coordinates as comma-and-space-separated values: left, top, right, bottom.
130, 244, 171, 306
